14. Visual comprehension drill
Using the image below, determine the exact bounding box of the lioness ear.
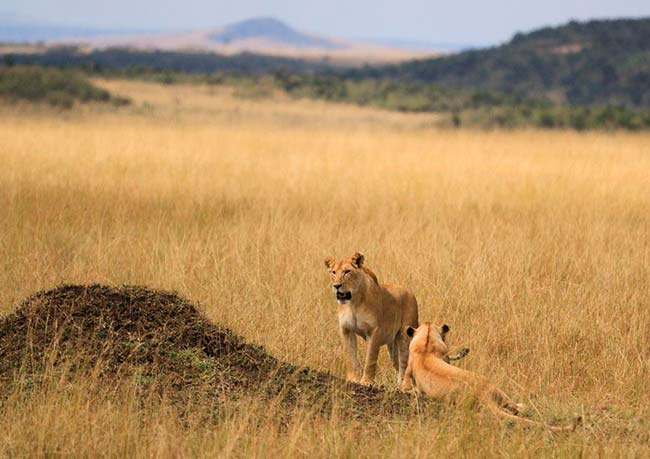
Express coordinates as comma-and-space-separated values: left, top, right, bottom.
351, 252, 365, 268
440, 324, 450, 341
406, 326, 415, 338
324, 257, 335, 270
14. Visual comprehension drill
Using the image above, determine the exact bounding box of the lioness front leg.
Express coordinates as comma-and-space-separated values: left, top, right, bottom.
340, 328, 362, 382
360, 330, 381, 385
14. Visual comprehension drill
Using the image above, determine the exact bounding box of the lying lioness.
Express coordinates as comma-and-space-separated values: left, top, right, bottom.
401, 322, 579, 432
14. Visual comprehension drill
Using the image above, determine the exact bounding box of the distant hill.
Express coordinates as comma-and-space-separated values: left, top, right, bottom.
360, 17, 650, 107
5, 16, 441, 66
0, 23, 111, 42
0, 14, 150, 42
208, 17, 341, 49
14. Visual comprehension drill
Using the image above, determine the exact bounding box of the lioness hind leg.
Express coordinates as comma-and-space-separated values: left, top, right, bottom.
400, 360, 414, 392
396, 335, 410, 384
491, 388, 523, 415
387, 342, 399, 372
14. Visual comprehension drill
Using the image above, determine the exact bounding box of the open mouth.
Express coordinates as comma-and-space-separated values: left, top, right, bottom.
336, 291, 352, 301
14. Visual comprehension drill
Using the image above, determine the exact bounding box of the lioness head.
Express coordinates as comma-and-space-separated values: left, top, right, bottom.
324, 252, 366, 305
406, 322, 450, 358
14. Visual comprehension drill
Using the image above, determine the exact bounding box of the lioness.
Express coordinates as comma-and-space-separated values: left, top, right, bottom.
401, 322, 579, 431
324, 252, 419, 385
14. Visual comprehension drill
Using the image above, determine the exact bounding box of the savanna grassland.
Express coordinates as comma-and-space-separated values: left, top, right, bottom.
1, 80, 650, 457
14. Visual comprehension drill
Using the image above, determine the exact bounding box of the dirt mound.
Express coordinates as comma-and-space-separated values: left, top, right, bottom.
0, 285, 420, 418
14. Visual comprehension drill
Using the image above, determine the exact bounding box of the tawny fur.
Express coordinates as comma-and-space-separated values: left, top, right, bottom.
401, 323, 578, 432
324, 252, 419, 385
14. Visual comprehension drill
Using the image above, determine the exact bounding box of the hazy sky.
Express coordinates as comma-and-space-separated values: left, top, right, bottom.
3, 0, 650, 45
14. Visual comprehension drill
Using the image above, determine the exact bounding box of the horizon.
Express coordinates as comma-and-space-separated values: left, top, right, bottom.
2, 1, 649, 47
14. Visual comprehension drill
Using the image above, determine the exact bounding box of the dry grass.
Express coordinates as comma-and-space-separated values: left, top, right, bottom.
1, 80, 650, 456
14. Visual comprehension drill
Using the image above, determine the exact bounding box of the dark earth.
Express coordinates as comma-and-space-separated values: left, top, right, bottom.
0, 284, 428, 420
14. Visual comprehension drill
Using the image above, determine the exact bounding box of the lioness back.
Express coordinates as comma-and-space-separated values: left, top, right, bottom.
383, 283, 419, 331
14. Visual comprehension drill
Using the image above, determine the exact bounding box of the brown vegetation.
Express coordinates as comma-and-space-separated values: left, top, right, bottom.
1, 80, 649, 456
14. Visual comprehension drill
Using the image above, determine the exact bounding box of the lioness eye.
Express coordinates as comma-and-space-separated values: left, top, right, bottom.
331, 271, 336, 275
343, 270, 350, 275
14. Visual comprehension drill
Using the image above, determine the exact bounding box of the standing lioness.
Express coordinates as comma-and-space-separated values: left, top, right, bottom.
324, 252, 418, 385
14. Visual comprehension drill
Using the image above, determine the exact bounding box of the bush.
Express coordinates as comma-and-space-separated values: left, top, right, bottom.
0, 65, 129, 108
569, 107, 590, 131
45, 90, 74, 109
536, 110, 556, 128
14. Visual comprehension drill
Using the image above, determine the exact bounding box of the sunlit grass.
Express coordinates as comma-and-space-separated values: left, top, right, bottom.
1, 80, 649, 456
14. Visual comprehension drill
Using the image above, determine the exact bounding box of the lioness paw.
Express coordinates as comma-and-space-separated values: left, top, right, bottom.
451, 347, 470, 361
359, 376, 373, 386
400, 381, 414, 392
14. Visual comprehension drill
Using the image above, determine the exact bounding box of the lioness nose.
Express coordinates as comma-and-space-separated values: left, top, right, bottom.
333, 284, 343, 290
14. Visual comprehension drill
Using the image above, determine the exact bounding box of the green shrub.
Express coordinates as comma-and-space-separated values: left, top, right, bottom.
0, 65, 129, 108
45, 90, 74, 109
536, 110, 556, 128
569, 107, 590, 131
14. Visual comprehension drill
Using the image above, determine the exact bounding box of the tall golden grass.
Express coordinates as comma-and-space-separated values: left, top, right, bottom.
1, 80, 650, 456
